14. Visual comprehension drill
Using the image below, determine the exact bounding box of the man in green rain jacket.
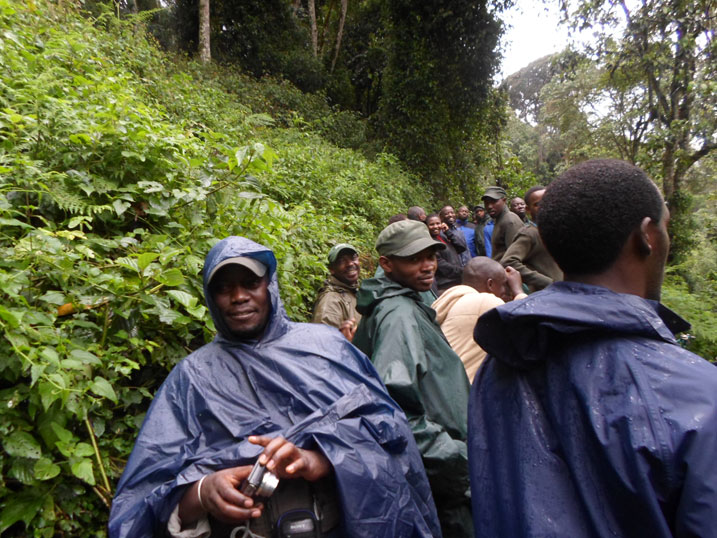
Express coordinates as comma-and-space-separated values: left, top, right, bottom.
353, 220, 473, 538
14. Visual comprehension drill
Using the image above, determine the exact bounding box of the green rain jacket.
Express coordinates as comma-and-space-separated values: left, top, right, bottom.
354, 276, 473, 538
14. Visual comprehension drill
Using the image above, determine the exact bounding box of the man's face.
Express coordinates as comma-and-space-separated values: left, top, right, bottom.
483, 197, 505, 218
426, 215, 443, 238
457, 206, 470, 221
382, 248, 438, 291
440, 206, 456, 226
645, 206, 670, 301
526, 190, 545, 221
474, 208, 486, 221
329, 250, 360, 286
210, 265, 271, 339
510, 198, 526, 218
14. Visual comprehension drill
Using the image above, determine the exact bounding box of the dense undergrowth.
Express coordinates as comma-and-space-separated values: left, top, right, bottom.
0, 1, 429, 535
0, 1, 714, 536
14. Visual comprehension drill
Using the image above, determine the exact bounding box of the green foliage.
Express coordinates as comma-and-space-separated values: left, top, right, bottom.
376, 0, 506, 200
662, 193, 717, 362
0, 1, 426, 534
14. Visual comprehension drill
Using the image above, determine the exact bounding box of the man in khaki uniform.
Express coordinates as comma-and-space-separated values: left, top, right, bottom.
502, 186, 563, 292
312, 243, 361, 340
481, 186, 524, 261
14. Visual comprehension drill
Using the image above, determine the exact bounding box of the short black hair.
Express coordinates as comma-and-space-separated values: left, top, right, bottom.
524, 186, 546, 206
539, 159, 664, 276
425, 213, 441, 223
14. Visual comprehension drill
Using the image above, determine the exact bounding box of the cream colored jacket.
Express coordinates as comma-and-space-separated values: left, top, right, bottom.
432, 285, 525, 382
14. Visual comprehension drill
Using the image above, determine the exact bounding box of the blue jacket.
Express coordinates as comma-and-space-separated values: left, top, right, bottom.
456, 220, 477, 258
468, 282, 717, 537
109, 236, 441, 538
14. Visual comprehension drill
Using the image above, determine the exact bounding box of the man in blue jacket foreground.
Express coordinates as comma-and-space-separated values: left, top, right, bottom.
468, 159, 717, 537
109, 236, 441, 538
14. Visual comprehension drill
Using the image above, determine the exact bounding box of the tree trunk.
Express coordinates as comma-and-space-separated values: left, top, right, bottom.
319, 0, 336, 55
308, 0, 318, 57
330, 0, 348, 72
198, 0, 211, 64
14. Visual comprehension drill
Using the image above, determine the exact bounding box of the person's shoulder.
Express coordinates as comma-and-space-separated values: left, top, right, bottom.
289, 320, 343, 337
519, 224, 540, 237
504, 211, 524, 226
652, 343, 717, 386
369, 292, 423, 322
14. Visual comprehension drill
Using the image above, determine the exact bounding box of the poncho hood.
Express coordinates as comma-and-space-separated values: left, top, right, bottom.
203, 236, 289, 343
474, 281, 690, 369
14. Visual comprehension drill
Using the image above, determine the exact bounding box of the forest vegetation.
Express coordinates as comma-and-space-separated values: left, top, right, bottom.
0, 0, 714, 535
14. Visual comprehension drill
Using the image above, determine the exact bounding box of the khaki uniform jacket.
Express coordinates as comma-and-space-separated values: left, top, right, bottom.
501, 224, 563, 293
312, 275, 361, 328
491, 206, 524, 261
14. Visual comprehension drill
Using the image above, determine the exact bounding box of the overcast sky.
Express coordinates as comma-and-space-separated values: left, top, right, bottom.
498, 3, 573, 80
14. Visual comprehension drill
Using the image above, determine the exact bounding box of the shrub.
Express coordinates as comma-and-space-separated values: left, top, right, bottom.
0, 2, 424, 534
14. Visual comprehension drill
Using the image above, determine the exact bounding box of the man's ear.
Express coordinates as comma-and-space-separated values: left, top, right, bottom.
636, 216, 653, 257
485, 277, 495, 294
378, 255, 392, 274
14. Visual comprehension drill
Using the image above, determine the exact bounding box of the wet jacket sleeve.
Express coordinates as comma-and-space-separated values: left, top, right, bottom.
501, 230, 553, 289
367, 306, 469, 503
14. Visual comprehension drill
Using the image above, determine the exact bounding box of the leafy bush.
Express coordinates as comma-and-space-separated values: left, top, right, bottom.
0, 1, 424, 534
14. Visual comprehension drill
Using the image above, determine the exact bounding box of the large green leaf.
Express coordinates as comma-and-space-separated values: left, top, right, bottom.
34, 457, 61, 480
70, 458, 96, 485
137, 252, 159, 272
4, 431, 42, 459
0, 490, 44, 532
166, 289, 197, 309
156, 268, 185, 286
89, 376, 117, 402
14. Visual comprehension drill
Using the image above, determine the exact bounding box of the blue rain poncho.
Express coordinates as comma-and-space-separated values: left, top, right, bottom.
109, 236, 441, 538
468, 281, 717, 537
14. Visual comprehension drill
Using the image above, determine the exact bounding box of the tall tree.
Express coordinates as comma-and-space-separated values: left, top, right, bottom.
560, 0, 716, 211
198, 0, 210, 63
376, 0, 506, 200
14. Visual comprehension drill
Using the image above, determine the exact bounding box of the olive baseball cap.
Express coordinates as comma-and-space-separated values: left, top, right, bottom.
327, 243, 358, 264
482, 186, 507, 201
375, 220, 445, 257
208, 257, 267, 284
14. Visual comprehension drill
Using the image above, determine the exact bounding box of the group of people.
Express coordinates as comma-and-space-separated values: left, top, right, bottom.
109, 159, 717, 538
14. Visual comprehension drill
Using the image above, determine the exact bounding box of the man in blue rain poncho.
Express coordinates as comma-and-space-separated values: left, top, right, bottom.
468, 159, 717, 537
109, 236, 441, 538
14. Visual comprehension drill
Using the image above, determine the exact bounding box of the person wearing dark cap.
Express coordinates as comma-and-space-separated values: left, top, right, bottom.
110, 237, 441, 538
312, 243, 361, 340
482, 186, 524, 261
353, 220, 474, 538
